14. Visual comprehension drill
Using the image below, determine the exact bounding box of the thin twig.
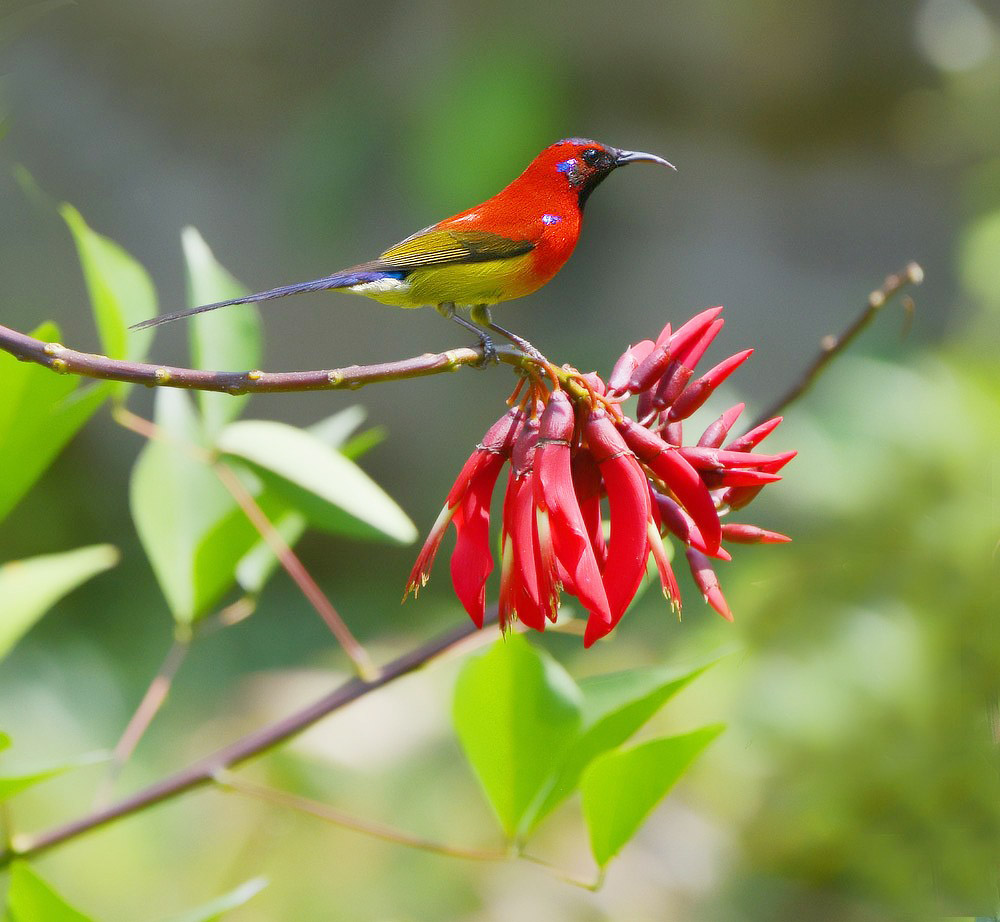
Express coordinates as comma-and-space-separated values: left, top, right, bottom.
216, 772, 507, 862
0, 324, 528, 393
218, 773, 600, 887
93, 599, 256, 808
212, 462, 377, 680
112, 406, 375, 678
93, 633, 190, 808
0, 609, 498, 868
750, 262, 923, 429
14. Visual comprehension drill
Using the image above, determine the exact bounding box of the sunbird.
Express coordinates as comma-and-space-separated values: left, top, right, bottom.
133, 138, 674, 352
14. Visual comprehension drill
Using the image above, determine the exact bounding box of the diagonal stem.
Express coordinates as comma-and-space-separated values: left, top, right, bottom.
212, 462, 377, 679
216, 772, 507, 862
112, 406, 375, 679
749, 262, 923, 429
0, 609, 498, 869
93, 599, 256, 807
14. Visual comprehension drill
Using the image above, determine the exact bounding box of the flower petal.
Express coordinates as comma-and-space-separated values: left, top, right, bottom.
647, 518, 680, 610
405, 502, 457, 599
445, 406, 523, 507
617, 418, 722, 553
585, 413, 651, 627
535, 392, 612, 626
449, 450, 508, 627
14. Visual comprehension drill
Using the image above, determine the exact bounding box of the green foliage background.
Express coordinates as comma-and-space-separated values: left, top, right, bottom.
0, 0, 998, 919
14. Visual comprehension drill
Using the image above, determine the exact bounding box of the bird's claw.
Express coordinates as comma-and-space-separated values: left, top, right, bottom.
476, 335, 500, 367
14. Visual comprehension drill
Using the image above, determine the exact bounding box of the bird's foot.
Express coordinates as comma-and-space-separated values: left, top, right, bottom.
487, 321, 544, 362
449, 312, 499, 366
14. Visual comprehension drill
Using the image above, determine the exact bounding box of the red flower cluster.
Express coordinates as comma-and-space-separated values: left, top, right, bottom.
406, 307, 794, 646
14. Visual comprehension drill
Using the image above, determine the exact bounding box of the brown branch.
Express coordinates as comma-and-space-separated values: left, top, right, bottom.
0, 610, 498, 868
212, 461, 377, 680
111, 405, 377, 678
0, 322, 527, 393
750, 261, 924, 429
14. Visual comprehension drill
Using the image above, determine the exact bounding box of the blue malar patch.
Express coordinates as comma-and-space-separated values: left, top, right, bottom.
542, 214, 562, 225
556, 159, 577, 174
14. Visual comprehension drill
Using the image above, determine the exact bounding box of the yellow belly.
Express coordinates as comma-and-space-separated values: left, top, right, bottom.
344, 253, 541, 309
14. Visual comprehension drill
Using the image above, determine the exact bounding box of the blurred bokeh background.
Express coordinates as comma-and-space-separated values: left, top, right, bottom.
1, 0, 997, 919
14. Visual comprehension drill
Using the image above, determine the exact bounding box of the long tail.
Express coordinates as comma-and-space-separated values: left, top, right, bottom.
129, 268, 403, 331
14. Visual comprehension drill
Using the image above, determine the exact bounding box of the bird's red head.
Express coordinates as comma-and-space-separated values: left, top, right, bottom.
519, 138, 675, 208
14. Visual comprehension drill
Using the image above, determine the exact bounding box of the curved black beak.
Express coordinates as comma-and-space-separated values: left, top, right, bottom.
613, 149, 676, 170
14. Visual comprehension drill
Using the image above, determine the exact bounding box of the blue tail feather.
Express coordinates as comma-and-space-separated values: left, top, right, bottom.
130, 268, 405, 330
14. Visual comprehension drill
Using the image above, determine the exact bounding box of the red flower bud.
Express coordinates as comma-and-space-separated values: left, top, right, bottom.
701, 469, 782, 488
721, 523, 791, 544
666, 306, 724, 358
662, 419, 684, 445
725, 416, 782, 453
698, 403, 745, 449
667, 349, 753, 421
628, 340, 673, 394
608, 340, 655, 393
686, 548, 732, 621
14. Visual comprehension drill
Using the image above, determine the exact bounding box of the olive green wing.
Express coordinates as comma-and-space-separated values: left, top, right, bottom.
375, 228, 535, 271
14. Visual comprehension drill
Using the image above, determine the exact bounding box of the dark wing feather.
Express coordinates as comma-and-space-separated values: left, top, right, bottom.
375, 228, 534, 270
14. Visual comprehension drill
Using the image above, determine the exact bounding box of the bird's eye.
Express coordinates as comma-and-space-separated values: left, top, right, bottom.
581, 147, 601, 166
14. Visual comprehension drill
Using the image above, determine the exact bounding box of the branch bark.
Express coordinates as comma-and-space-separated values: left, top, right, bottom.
750, 262, 923, 429
0, 610, 498, 867
0, 322, 525, 393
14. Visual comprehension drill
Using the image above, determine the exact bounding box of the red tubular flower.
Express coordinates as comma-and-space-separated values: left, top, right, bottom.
407, 306, 794, 644
584, 412, 652, 645
405, 406, 522, 620
617, 417, 723, 554
535, 392, 613, 628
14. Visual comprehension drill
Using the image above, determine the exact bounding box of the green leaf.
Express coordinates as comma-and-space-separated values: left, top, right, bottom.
453, 634, 582, 840
130, 390, 258, 622
157, 877, 268, 922
60, 205, 156, 390
0, 545, 119, 660
233, 407, 370, 593
307, 405, 368, 448
0, 732, 11, 753
216, 419, 417, 545
581, 725, 723, 868
234, 506, 304, 595
6, 862, 97, 922
0, 323, 111, 525
183, 227, 262, 435
530, 661, 714, 828
0, 751, 108, 802
339, 426, 387, 460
